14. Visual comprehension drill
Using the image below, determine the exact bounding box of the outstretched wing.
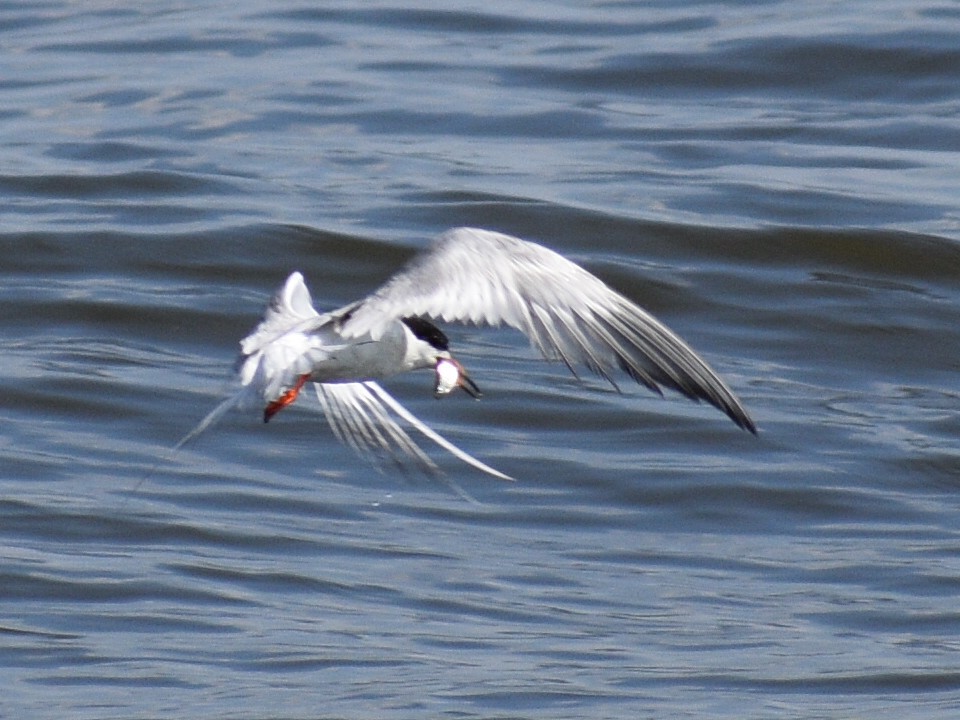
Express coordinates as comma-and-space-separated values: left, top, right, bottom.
313, 381, 513, 482
341, 227, 755, 432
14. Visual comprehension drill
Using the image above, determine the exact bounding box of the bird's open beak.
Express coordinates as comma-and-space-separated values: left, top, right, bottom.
434, 357, 482, 399
457, 367, 482, 399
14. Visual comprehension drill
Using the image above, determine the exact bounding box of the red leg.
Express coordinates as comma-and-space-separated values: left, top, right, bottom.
263, 374, 310, 423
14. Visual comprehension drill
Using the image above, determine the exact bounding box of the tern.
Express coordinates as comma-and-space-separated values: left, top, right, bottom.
181, 227, 755, 482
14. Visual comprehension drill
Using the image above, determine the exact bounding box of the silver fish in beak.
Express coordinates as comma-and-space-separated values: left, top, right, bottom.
434, 357, 482, 399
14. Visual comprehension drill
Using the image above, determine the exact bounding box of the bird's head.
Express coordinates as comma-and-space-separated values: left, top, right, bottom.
400, 316, 482, 399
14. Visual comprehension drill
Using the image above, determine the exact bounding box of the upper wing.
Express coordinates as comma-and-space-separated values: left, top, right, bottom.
341, 227, 756, 432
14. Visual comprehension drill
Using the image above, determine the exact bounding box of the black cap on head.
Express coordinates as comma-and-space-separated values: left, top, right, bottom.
401, 316, 449, 351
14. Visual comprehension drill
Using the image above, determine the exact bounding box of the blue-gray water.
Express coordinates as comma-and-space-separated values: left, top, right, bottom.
3, 2, 960, 718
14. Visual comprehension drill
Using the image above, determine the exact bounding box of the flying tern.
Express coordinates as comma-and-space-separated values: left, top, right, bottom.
183, 227, 755, 481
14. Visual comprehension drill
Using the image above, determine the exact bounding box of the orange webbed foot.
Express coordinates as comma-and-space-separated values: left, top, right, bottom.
263, 374, 310, 423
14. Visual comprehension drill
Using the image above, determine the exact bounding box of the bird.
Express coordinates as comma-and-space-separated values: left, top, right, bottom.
183, 227, 755, 482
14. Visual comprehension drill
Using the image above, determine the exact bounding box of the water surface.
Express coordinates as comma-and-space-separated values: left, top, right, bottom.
2, 2, 960, 718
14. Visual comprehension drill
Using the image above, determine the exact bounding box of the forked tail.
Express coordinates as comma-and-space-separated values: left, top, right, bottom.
123, 387, 252, 502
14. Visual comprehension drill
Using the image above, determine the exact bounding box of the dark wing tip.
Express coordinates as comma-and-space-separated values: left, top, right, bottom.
733, 408, 758, 435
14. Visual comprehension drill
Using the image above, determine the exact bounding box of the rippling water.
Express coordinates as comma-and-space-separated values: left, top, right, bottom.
3, 1, 960, 718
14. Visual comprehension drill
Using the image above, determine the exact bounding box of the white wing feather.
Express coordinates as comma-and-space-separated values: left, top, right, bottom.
314, 381, 513, 482
237, 272, 340, 402
239, 271, 320, 356
342, 228, 755, 432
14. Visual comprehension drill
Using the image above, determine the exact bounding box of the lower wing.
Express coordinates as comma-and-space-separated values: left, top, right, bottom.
313, 381, 514, 482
